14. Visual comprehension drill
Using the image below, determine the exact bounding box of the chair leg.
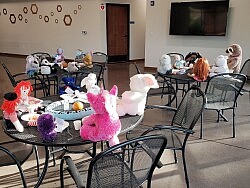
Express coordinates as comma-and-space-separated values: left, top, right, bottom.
200, 113, 203, 139
173, 149, 177, 163
232, 108, 235, 138
182, 149, 189, 188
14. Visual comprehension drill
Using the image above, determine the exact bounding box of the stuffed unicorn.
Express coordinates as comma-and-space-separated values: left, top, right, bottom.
80, 85, 121, 146
116, 74, 159, 116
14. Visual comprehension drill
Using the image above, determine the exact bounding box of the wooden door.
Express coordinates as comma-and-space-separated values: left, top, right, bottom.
106, 4, 129, 62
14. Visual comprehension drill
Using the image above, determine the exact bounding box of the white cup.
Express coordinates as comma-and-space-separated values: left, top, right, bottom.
73, 120, 82, 130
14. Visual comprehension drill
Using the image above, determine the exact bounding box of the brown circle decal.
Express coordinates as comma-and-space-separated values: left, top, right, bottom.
57, 5, 62, 12
23, 7, 28, 14
3, 8, 7, 15
63, 14, 72, 26
9, 14, 16, 24
31, 4, 38, 14
18, 14, 23, 21
44, 16, 49, 23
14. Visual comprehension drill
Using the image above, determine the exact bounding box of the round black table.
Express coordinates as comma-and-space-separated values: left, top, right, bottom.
3, 95, 143, 188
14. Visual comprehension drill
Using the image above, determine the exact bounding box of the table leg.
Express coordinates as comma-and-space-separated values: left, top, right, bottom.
34, 146, 49, 188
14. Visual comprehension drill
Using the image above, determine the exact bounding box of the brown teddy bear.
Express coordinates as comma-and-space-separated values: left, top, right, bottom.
225, 44, 242, 73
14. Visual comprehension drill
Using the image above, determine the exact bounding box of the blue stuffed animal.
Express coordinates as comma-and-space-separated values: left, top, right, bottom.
59, 77, 80, 94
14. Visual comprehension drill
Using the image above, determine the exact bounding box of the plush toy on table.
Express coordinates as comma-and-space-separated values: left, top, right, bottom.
1, 92, 24, 132
37, 113, 57, 142
25, 55, 40, 77
14, 81, 33, 107
59, 77, 80, 95
184, 52, 202, 68
83, 52, 93, 68
225, 44, 242, 73
157, 54, 172, 74
54, 48, 65, 64
81, 73, 100, 94
80, 85, 121, 146
173, 54, 185, 69
187, 57, 210, 81
116, 74, 159, 116
209, 55, 229, 77
66, 62, 78, 72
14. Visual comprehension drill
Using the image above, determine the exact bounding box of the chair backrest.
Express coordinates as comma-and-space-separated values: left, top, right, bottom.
1, 62, 17, 87
172, 85, 206, 130
166, 52, 185, 66
0, 145, 27, 187
240, 59, 250, 80
31, 52, 53, 63
205, 73, 246, 107
92, 52, 108, 65
86, 135, 167, 188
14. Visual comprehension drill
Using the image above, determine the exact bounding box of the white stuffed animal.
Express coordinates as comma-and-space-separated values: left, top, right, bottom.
116, 74, 159, 116
25, 55, 40, 77
209, 55, 229, 77
157, 54, 172, 74
66, 62, 78, 72
81, 73, 100, 94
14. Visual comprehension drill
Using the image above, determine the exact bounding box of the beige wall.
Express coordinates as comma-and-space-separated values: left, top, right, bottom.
1, 0, 250, 67
0, 0, 146, 60
145, 0, 250, 67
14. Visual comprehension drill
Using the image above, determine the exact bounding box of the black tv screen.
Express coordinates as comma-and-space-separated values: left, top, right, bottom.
169, 0, 229, 36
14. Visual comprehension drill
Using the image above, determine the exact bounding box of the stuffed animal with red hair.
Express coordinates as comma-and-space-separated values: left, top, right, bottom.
188, 58, 210, 81
1, 92, 24, 132
225, 44, 242, 73
14, 81, 33, 106
80, 85, 121, 146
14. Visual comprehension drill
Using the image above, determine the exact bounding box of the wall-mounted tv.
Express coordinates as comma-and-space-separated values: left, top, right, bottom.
169, 0, 230, 36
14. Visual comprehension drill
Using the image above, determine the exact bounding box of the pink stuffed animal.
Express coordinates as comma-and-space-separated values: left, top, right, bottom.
80, 85, 121, 146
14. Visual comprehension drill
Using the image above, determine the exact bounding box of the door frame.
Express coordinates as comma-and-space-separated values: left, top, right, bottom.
106, 3, 130, 62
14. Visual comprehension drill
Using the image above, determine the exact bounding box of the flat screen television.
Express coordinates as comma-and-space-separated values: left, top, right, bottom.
169, 0, 230, 36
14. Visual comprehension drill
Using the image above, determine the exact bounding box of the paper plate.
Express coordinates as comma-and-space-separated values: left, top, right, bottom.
21, 113, 40, 122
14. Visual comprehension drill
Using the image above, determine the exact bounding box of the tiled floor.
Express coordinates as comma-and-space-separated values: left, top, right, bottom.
0, 55, 250, 188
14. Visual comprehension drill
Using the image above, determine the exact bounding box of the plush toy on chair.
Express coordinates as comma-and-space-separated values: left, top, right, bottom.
225, 44, 242, 73
157, 54, 172, 74
25, 55, 40, 77
80, 85, 121, 146
116, 74, 159, 116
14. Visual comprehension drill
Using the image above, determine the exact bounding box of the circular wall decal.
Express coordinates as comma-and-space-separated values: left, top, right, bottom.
9, 14, 16, 24
39, 15, 42, 19
74, 10, 77, 14
55, 19, 58, 23
18, 14, 23, 21
23, 7, 28, 14
44, 15, 49, 23
57, 5, 62, 12
25, 18, 28, 23
31, 4, 38, 14
78, 5, 82, 10
3, 8, 7, 15
51, 12, 54, 16
63, 14, 72, 26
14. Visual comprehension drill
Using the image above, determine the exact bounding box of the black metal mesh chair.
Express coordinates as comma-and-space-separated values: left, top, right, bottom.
1, 62, 48, 97
200, 73, 247, 138
127, 85, 206, 188
240, 59, 250, 99
132, 62, 177, 107
92, 52, 108, 89
60, 135, 167, 188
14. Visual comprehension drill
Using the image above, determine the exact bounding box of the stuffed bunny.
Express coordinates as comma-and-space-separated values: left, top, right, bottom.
81, 73, 100, 94
157, 54, 172, 74
116, 74, 159, 116
25, 55, 40, 77
80, 85, 121, 146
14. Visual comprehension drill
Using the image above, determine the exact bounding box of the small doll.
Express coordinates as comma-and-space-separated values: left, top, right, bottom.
84, 52, 93, 68
187, 58, 210, 81
184, 52, 202, 68
1, 92, 24, 132
37, 113, 57, 142
25, 55, 40, 77
173, 54, 185, 69
14, 81, 33, 107
54, 48, 65, 64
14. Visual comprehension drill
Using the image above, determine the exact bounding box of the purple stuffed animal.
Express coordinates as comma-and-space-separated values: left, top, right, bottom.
37, 113, 57, 142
